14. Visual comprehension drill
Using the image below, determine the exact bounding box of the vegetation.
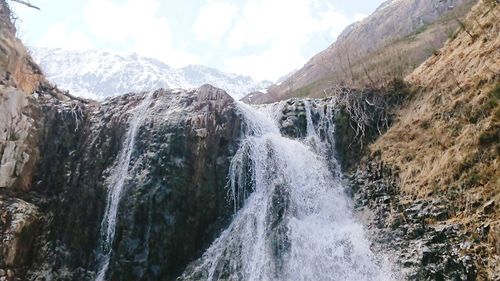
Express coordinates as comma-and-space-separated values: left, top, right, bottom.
329, 79, 409, 171
282, 1, 476, 100
370, 1, 499, 278
9, 0, 39, 10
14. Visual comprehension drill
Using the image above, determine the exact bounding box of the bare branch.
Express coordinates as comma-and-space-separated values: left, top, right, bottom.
10, 0, 40, 10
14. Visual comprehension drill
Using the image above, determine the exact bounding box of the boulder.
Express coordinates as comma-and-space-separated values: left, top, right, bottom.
0, 196, 39, 267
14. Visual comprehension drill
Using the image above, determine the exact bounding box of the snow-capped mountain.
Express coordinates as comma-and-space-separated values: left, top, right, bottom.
30, 48, 272, 100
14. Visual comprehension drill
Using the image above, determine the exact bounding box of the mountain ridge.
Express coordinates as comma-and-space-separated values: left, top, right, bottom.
31, 47, 272, 100
244, 0, 476, 103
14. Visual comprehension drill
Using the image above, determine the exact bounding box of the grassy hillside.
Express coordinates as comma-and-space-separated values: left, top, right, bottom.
371, 0, 499, 278
286, 1, 476, 100
0, 1, 44, 93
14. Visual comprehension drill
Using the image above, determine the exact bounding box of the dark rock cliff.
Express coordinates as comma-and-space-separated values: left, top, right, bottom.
1, 65, 243, 281
350, 157, 477, 280
105, 86, 242, 281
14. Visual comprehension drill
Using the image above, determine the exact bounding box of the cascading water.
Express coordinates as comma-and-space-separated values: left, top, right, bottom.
95, 93, 154, 281
181, 100, 395, 281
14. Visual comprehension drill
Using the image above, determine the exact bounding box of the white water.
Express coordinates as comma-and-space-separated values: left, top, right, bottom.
182, 100, 395, 281
95, 93, 154, 281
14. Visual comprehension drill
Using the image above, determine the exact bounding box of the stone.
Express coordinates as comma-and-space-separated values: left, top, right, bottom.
0, 87, 37, 190
350, 157, 476, 280
483, 200, 495, 215
0, 196, 39, 267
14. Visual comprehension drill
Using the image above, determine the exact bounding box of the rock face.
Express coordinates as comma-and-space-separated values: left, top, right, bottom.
278, 99, 308, 139
0, 0, 44, 192
350, 158, 477, 281
0, 87, 39, 190
103, 86, 242, 280
16, 86, 242, 281
0, 196, 39, 268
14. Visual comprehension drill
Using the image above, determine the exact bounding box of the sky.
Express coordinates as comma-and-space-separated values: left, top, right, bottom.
11, 0, 385, 82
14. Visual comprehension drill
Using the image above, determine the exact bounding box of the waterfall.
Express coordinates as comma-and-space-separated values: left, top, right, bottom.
94, 93, 154, 281
181, 100, 395, 281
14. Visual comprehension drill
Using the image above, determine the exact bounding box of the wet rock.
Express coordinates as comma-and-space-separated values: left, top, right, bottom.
0, 196, 39, 268
0, 83, 243, 281
279, 99, 308, 138
104, 88, 242, 281
350, 157, 477, 280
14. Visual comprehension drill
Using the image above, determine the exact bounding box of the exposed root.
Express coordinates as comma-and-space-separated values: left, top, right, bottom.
325, 82, 406, 149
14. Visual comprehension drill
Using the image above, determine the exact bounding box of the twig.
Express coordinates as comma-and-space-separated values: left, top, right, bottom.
10, 0, 40, 10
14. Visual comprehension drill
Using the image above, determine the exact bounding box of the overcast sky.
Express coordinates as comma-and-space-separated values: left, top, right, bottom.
12, 0, 385, 81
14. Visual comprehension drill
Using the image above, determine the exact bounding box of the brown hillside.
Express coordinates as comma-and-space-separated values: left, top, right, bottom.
285, 1, 477, 100
245, 0, 476, 103
372, 0, 499, 278
0, 1, 44, 93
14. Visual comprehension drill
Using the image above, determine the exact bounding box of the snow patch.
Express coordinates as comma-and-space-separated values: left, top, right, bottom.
31, 48, 272, 100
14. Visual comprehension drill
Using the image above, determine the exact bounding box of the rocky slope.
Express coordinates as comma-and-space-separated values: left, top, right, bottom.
244, 0, 476, 103
349, 1, 499, 280
31, 48, 271, 100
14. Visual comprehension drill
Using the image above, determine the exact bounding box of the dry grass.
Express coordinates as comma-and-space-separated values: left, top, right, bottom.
283, 1, 476, 100
371, 1, 500, 278
0, 0, 44, 93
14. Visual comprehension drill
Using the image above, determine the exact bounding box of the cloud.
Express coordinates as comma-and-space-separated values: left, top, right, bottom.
84, 0, 198, 66
21, 0, 368, 81
225, 0, 350, 50
224, 40, 305, 82
37, 23, 93, 50
85, 0, 162, 44
193, 0, 239, 42
216, 0, 352, 81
